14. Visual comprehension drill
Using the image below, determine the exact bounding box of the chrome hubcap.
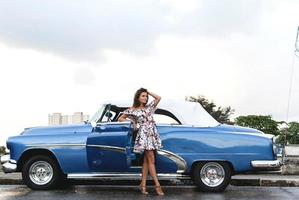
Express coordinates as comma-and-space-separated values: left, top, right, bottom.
200, 162, 225, 187
29, 161, 53, 185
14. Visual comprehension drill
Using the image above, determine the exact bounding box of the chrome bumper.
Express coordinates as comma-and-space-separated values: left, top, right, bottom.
0, 154, 17, 173
251, 160, 282, 170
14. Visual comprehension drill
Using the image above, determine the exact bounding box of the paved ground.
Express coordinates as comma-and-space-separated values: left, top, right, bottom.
1, 172, 299, 187
0, 185, 299, 200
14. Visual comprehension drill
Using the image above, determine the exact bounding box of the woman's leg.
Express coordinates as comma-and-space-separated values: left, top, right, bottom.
145, 150, 160, 186
140, 152, 149, 186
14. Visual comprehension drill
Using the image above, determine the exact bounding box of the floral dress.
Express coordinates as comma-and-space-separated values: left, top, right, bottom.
123, 99, 163, 154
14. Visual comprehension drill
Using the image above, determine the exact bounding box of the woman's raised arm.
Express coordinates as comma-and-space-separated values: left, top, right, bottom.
147, 90, 161, 108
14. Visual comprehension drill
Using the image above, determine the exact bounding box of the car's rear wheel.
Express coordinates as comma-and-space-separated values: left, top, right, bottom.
22, 155, 62, 190
192, 161, 232, 192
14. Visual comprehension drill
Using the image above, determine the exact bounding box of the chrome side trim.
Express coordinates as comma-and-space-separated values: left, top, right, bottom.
26, 143, 86, 148
23, 144, 188, 173
67, 173, 190, 180
157, 149, 187, 173
251, 160, 282, 168
86, 144, 126, 153
86, 145, 188, 173
130, 166, 142, 169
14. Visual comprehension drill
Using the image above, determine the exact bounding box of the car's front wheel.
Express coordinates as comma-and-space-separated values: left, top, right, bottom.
22, 155, 62, 190
192, 161, 232, 192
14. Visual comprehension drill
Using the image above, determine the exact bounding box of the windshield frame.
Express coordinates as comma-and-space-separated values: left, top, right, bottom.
88, 103, 107, 127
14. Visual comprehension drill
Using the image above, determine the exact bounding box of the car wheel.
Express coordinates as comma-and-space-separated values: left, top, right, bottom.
22, 155, 62, 190
193, 161, 232, 192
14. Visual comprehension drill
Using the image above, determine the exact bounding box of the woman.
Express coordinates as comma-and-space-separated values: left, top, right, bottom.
118, 87, 164, 195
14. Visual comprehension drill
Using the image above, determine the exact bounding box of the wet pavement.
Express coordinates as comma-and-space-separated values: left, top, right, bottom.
2, 172, 299, 187
0, 185, 299, 200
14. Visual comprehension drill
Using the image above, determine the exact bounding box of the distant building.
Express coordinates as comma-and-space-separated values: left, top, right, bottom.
61, 115, 70, 124
48, 112, 89, 125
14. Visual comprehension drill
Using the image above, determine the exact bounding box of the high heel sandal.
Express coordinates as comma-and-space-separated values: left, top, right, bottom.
138, 184, 149, 195
155, 185, 165, 196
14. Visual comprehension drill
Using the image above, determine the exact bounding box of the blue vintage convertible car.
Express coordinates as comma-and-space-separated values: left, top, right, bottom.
0, 99, 282, 191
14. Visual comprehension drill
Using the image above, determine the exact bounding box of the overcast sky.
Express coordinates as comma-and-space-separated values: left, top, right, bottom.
0, 0, 299, 146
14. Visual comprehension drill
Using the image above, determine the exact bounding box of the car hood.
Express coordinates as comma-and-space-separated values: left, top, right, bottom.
21, 123, 93, 135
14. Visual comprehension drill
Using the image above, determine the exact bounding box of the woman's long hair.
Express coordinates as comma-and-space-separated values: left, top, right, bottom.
133, 87, 148, 108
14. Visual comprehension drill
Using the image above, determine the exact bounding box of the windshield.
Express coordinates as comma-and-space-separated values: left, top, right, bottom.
88, 104, 106, 124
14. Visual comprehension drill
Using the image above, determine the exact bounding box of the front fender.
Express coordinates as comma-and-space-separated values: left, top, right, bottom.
6, 131, 90, 173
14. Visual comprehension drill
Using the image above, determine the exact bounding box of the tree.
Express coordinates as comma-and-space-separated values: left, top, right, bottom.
185, 95, 235, 124
235, 115, 280, 136
277, 122, 299, 144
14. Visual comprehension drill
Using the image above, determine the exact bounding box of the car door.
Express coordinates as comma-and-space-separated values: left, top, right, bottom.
86, 121, 134, 172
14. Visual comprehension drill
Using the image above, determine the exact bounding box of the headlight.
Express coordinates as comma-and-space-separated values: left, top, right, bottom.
272, 136, 283, 157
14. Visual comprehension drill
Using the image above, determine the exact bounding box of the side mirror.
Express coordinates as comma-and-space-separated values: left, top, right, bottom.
105, 112, 113, 118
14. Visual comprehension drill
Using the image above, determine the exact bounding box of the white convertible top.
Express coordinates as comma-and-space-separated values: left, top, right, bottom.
100, 98, 220, 127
